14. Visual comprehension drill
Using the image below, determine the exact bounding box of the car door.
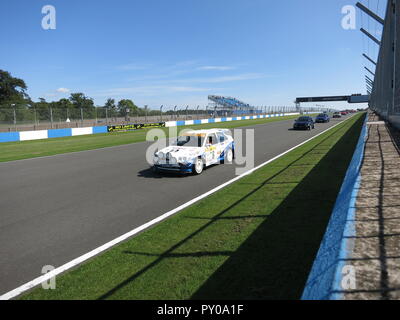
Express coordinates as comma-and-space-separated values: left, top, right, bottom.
204, 133, 218, 165
216, 132, 229, 161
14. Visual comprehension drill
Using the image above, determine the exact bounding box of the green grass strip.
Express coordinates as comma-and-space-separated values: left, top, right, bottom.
0, 114, 309, 162
20, 113, 365, 300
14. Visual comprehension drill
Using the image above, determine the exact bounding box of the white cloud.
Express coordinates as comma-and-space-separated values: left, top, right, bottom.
197, 66, 235, 71
56, 87, 70, 93
167, 73, 265, 84
94, 85, 219, 98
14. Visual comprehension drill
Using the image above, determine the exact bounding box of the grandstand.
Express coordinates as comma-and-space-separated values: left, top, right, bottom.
208, 95, 262, 116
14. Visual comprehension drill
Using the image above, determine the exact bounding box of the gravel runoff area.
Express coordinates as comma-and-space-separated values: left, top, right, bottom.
343, 112, 400, 300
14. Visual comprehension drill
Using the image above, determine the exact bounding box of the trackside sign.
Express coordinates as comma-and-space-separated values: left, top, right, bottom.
107, 122, 166, 132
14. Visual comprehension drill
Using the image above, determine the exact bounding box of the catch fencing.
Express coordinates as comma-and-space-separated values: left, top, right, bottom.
0, 105, 324, 133
369, 0, 400, 129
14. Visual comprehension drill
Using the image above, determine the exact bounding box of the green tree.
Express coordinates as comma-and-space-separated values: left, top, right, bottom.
105, 98, 116, 110
51, 98, 73, 121
69, 93, 95, 119
0, 70, 28, 106
117, 99, 138, 116
104, 98, 117, 118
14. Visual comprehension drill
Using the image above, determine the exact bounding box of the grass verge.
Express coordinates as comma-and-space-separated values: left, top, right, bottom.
0, 114, 307, 162
20, 113, 365, 300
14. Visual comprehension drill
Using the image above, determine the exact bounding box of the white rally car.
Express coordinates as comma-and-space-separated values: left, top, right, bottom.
153, 129, 235, 174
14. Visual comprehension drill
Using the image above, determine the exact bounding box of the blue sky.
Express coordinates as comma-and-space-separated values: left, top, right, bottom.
1, 0, 385, 110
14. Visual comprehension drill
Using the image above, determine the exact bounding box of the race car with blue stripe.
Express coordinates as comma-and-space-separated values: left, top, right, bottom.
153, 129, 235, 174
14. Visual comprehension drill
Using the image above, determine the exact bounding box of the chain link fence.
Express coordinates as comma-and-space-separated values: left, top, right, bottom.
369, 0, 400, 130
0, 105, 320, 132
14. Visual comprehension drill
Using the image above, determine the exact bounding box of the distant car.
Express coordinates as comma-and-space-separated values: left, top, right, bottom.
293, 116, 315, 130
153, 129, 234, 175
341, 111, 348, 116
315, 113, 330, 123
333, 112, 342, 118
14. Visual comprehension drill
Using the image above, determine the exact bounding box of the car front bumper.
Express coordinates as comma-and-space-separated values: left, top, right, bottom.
293, 124, 309, 129
154, 163, 193, 174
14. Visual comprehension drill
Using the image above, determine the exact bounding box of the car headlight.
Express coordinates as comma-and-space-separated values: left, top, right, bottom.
170, 157, 177, 165
178, 156, 190, 164
158, 152, 165, 159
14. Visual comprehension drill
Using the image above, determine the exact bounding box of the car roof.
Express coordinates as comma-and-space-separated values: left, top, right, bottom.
181, 129, 230, 137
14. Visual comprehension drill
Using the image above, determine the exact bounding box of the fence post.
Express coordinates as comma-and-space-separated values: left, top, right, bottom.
13, 105, 16, 132
50, 107, 54, 129
80, 108, 84, 126
34, 107, 37, 128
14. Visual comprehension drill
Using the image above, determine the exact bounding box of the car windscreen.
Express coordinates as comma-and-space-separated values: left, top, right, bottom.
297, 117, 309, 121
173, 135, 204, 147
317, 114, 325, 117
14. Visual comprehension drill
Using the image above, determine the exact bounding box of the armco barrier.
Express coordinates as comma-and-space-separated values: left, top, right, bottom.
301, 113, 368, 300
0, 112, 301, 143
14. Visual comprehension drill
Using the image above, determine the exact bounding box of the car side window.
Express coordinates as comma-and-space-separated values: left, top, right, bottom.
217, 133, 225, 143
207, 133, 218, 145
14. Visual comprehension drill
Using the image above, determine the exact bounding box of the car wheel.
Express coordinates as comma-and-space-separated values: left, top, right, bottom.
223, 148, 233, 164
193, 158, 204, 175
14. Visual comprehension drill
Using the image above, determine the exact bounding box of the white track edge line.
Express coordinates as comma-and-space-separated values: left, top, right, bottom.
0, 115, 356, 300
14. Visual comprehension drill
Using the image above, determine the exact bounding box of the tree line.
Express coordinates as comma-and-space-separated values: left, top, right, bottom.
0, 69, 163, 123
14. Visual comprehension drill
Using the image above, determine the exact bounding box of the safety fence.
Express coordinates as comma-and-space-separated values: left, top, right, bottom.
0, 105, 324, 133
0, 112, 301, 143
369, 0, 400, 130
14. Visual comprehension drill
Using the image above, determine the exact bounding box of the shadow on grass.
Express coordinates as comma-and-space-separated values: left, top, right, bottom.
96, 115, 364, 300
190, 115, 365, 300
